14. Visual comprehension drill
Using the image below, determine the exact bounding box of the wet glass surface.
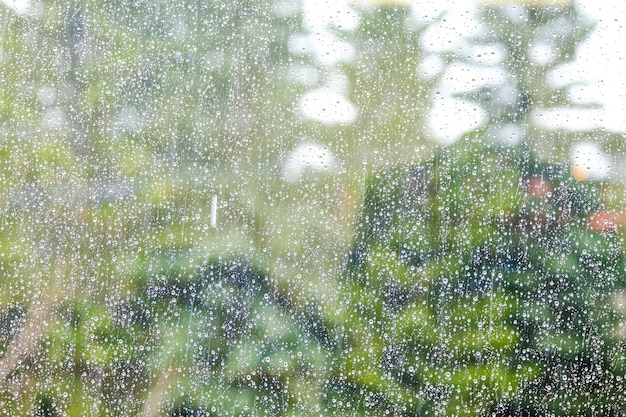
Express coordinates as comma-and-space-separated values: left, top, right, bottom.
1, 0, 626, 415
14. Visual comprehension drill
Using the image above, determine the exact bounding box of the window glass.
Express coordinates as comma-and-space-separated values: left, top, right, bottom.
1, 0, 625, 415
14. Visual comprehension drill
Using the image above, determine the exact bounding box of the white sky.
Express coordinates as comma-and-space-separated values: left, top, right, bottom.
3, 0, 624, 135
292, 0, 625, 179
533, 1, 626, 133
420, 0, 626, 140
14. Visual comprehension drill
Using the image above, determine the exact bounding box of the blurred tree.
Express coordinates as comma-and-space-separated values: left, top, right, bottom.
338, 140, 626, 415
334, 2, 626, 416
0, 1, 322, 414
0, 0, 623, 415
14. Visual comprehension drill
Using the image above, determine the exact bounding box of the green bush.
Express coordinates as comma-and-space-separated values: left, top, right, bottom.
335, 141, 626, 416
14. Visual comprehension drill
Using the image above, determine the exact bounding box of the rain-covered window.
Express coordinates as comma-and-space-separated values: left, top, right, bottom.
1, 0, 626, 415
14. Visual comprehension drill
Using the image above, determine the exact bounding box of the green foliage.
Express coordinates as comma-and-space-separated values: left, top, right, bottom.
0, 0, 624, 415
338, 141, 626, 415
